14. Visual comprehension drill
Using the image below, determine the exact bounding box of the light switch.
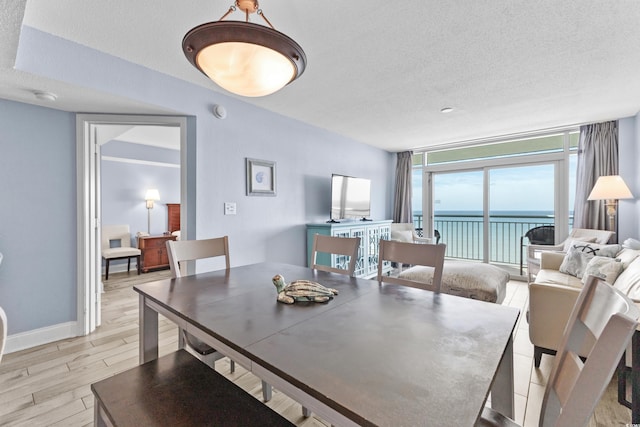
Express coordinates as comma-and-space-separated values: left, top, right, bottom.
224, 202, 236, 215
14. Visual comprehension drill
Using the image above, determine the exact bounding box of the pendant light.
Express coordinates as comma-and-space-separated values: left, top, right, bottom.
182, 0, 306, 97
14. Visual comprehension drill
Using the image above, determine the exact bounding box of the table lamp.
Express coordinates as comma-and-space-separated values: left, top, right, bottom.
587, 175, 633, 231
145, 189, 160, 234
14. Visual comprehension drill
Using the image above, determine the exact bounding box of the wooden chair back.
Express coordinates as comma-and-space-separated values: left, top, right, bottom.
311, 234, 361, 276
166, 236, 230, 278
377, 240, 446, 292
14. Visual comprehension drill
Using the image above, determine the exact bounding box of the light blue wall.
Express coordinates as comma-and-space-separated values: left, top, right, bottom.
619, 114, 640, 240
101, 140, 180, 237
0, 27, 394, 339
0, 99, 76, 334
101, 141, 181, 269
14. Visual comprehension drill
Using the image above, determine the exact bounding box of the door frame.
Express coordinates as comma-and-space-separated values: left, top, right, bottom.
76, 114, 189, 336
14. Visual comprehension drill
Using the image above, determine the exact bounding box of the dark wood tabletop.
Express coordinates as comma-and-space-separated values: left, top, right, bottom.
134, 262, 520, 427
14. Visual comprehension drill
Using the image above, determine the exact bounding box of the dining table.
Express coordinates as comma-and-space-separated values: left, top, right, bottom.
134, 262, 520, 427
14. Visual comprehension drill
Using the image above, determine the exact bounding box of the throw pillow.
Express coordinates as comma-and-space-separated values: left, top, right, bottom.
616, 248, 640, 268
581, 256, 624, 285
562, 237, 597, 252
559, 242, 622, 278
391, 230, 413, 243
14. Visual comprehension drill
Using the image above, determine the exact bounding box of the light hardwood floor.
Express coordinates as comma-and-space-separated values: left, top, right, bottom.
0, 270, 632, 426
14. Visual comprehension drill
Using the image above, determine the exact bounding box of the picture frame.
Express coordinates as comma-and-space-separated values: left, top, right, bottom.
246, 158, 277, 196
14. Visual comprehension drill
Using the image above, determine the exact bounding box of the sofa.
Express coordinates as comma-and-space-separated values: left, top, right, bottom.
529, 241, 640, 366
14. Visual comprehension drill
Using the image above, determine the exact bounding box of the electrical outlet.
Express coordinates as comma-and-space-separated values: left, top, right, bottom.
224, 202, 236, 215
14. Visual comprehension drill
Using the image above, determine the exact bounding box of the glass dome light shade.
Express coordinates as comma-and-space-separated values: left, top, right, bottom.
183, 21, 306, 97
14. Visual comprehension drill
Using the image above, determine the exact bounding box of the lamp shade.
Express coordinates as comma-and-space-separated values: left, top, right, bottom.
587, 176, 633, 200
145, 189, 160, 201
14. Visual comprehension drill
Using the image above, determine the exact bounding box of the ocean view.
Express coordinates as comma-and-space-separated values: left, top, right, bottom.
413, 210, 565, 266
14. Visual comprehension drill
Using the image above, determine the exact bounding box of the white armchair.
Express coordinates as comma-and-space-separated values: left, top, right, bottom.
390, 223, 438, 244
526, 228, 615, 282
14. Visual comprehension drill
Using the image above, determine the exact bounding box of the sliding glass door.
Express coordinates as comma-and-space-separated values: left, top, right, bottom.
488, 164, 555, 268
428, 163, 557, 273
432, 170, 484, 260
413, 130, 578, 277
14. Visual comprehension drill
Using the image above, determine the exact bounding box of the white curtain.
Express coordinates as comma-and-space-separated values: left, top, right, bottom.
393, 151, 413, 223
573, 121, 618, 231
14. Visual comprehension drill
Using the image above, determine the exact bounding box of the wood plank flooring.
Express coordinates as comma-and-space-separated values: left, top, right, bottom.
0, 270, 632, 426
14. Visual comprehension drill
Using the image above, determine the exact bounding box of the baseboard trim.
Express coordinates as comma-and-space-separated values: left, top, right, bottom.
5, 321, 79, 354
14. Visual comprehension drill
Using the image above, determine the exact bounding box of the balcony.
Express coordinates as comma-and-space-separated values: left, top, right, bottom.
413, 213, 563, 277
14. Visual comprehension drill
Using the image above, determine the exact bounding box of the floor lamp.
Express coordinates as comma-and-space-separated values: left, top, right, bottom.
145, 189, 160, 234
587, 175, 633, 232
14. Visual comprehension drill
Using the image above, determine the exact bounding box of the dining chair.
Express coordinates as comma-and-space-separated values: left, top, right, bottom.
166, 236, 272, 402
477, 275, 640, 427
311, 234, 361, 276
377, 239, 446, 292
166, 236, 231, 370
300, 233, 362, 418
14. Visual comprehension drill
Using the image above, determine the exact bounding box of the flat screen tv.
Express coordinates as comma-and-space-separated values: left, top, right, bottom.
330, 174, 371, 222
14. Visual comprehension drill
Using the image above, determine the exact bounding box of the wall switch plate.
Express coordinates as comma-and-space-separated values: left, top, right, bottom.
224, 202, 236, 215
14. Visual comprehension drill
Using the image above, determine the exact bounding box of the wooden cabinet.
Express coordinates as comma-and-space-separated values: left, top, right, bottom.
306, 220, 393, 278
138, 235, 177, 272
167, 203, 180, 233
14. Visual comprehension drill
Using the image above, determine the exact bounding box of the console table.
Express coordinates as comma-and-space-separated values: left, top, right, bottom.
138, 235, 177, 273
306, 220, 392, 278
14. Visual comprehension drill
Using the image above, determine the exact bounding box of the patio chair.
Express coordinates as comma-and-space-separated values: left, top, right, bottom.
519, 225, 554, 276
478, 275, 640, 427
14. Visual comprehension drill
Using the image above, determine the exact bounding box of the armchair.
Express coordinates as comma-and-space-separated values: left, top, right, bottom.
526, 227, 615, 282
390, 223, 440, 244
101, 225, 141, 280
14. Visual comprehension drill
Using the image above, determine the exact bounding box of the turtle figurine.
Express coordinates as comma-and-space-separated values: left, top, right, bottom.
272, 274, 339, 304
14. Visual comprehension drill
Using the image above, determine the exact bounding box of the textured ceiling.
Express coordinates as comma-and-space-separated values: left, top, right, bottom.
2, 0, 640, 151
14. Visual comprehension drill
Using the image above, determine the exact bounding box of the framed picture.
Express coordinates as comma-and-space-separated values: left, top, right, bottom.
246, 158, 277, 196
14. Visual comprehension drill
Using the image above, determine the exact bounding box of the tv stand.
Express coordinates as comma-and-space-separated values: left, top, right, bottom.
306, 220, 393, 279
360, 217, 372, 221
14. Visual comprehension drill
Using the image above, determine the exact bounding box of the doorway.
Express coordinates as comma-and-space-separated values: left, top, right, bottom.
76, 114, 189, 336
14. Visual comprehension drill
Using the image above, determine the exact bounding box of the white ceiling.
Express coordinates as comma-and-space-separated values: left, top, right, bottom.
2, 0, 640, 152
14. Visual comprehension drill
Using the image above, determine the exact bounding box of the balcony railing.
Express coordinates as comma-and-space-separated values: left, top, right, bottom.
413, 213, 564, 268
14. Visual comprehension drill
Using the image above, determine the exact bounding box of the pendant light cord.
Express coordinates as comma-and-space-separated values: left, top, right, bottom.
217, 3, 275, 30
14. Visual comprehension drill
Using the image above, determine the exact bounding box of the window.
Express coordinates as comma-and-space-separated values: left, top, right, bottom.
412, 129, 578, 277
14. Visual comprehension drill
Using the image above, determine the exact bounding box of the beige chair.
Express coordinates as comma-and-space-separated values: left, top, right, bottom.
0, 306, 7, 364
526, 228, 615, 282
377, 240, 446, 292
101, 225, 141, 280
166, 237, 272, 402
478, 275, 639, 427
311, 234, 361, 276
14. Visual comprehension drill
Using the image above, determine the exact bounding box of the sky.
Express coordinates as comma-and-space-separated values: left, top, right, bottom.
412, 157, 577, 213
